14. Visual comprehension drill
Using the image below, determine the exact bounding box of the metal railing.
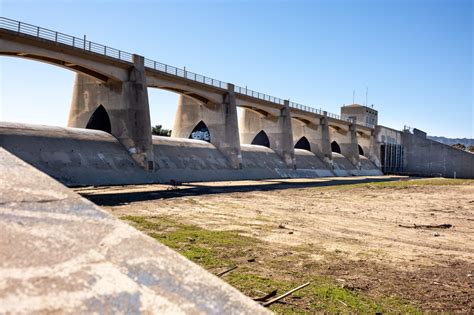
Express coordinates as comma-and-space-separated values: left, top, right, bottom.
0, 17, 228, 89
0, 16, 375, 129
0, 17, 134, 62
143, 58, 228, 89
234, 85, 285, 105
289, 102, 323, 115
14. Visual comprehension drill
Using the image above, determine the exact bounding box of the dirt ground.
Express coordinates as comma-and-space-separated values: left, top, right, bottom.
77, 176, 474, 312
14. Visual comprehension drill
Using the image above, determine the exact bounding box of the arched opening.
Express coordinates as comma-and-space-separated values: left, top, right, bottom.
148, 88, 178, 137
147, 88, 212, 139
331, 141, 341, 153
251, 130, 270, 148
189, 120, 210, 142
295, 136, 311, 151
358, 145, 364, 156
85, 105, 111, 133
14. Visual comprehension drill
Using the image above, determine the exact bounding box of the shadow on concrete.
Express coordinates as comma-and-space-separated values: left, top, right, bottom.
80, 177, 402, 207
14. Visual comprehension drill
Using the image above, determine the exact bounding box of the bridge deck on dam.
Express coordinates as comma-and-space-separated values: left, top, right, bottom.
0, 122, 381, 187
0, 17, 373, 129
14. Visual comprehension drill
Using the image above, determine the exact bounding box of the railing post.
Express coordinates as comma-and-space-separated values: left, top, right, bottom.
36, 27, 39, 37
55, 32, 58, 42
17, 22, 21, 33
118, 50, 121, 59
104, 46, 106, 55
164, 64, 167, 72
72, 37, 75, 47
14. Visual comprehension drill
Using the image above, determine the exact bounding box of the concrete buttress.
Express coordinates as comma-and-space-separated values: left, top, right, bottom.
68, 54, 154, 170
171, 84, 242, 169
340, 124, 361, 168
239, 100, 295, 168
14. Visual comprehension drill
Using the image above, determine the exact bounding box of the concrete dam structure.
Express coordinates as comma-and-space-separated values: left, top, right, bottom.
1, 17, 473, 185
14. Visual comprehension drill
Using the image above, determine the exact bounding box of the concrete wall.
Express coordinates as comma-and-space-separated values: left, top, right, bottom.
68, 56, 154, 171
239, 105, 295, 168
402, 131, 474, 179
328, 123, 360, 168
171, 86, 241, 169
291, 117, 332, 164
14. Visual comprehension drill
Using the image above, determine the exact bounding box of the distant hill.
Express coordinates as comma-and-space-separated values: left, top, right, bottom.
428, 136, 473, 147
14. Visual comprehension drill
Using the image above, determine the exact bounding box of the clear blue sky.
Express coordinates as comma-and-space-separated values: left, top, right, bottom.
0, 0, 472, 138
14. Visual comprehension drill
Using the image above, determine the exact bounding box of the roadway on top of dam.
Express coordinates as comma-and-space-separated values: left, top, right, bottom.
0, 16, 372, 133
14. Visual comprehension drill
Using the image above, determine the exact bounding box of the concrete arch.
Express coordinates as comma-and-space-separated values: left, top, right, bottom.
295, 136, 311, 151
235, 99, 281, 117
148, 86, 212, 107
146, 74, 224, 106
331, 141, 341, 154
85, 105, 111, 133
238, 105, 271, 117
251, 130, 270, 148
0, 35, 129, 82
358, 144, 364, 156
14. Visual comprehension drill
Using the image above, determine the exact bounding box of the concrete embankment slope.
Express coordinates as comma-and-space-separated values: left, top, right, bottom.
0, 147, 269, 314
0, 122, 384, 186
0, 122, 353, 186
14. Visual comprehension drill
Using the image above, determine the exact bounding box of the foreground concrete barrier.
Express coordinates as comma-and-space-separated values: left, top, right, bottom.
0, 147, 270, 314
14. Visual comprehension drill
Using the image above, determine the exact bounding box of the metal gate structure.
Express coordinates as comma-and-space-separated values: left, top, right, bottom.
380, 143, 404, 174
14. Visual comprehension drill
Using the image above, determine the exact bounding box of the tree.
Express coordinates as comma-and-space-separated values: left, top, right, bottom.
152, 125, 171, 137
451, 143, 466, 151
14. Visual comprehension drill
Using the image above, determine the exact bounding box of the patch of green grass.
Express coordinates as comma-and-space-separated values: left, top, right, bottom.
309, 280, 422, 314
121, 215, 256, 268
321, 178, 473, 191
120, 215, 421, 314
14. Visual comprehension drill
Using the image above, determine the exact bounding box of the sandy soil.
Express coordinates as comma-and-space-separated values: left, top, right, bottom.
77, 176, 474, 312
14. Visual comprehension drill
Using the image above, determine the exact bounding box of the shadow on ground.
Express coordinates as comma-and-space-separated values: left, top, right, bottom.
79, 177, 402, 206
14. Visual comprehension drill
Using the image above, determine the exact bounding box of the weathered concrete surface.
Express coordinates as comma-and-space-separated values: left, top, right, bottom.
1, 122, 347, 186
402, 131, 474, 179
0, 147, 270, 314
294, 149, 335, 177
171, 86, 242, 169
330, 123, 360, 168
239, 104, 296, 168
68, 56, 154, 171
331, 153, 382, 176
291, 116, 333, 165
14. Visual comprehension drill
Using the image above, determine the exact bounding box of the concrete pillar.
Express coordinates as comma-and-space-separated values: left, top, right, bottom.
171, 84, 242, 169
319, 116, 333, 164
68, 55, 154, 170
339, 124, 361, 168
367, 131, 380, 166
291, 116, 332, 165
239, 100, 295, 168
